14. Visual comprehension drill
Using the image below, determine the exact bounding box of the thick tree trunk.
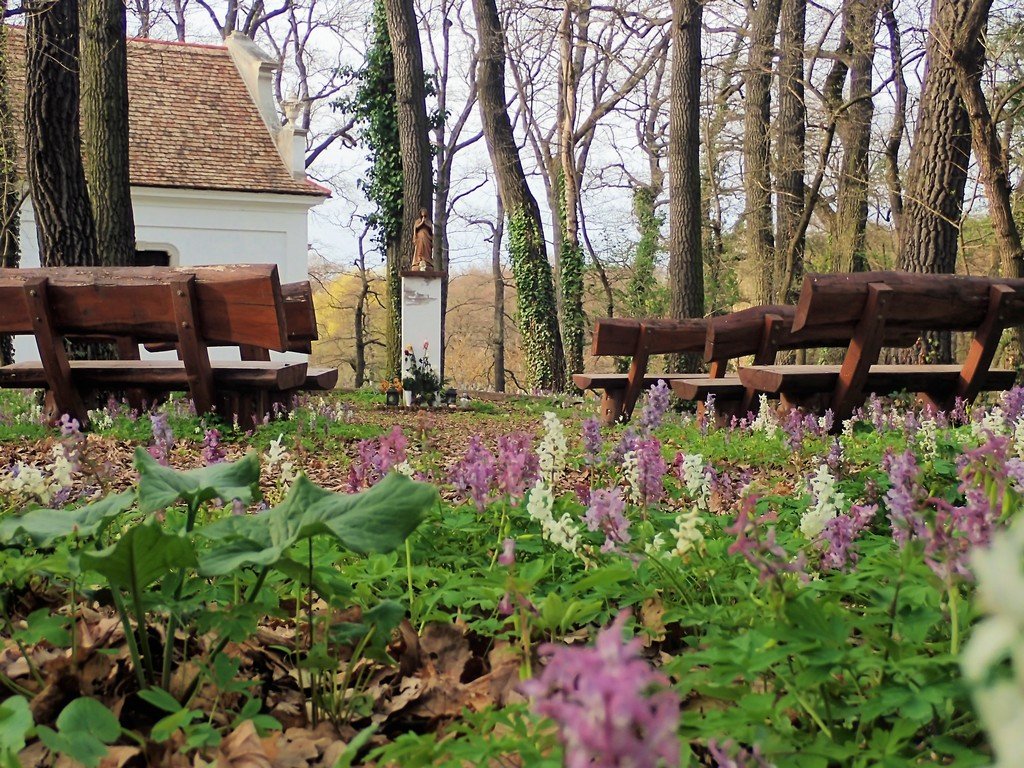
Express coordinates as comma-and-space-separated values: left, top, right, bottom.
897, 0, 980, 363
880, 0, 905, 236
81, 0, 136, 267
491, 194, 505, 392
743, 0, 781, 304
25, 0, 98, 269
0, 12, 19, 365
668, 0, 704, 372
832, 0, 878, 274
472, 0, 565, 391
774, 0, 805, 303
383, 0, 434, 272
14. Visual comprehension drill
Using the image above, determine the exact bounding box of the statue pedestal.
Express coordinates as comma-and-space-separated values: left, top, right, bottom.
401, 270, 444, 385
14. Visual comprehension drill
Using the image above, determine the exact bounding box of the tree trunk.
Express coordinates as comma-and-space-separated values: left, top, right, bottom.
81, 0, 136, 267
667, 0, 704, 373
0, 12, 19, 365
880, 0, 905, 236
832, 0, 878, 274
774, 0, 805, 303
383, 0, 434, 276
950, 0, 1024, 363
25, 0, 98, 269
472, 0, 565, 391
491, 193, 505, 392
897, 0, 978, 362
743, 0, 781, 304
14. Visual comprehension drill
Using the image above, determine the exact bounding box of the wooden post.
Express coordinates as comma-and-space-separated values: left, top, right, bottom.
708, 359, 727, 378
23, 278, 88, 424
741, 312, 784, 414
170, 277, 215, 415
830, 282, 893, 422
956, 283, 1014, 403
621, 324, 651, 421
600, 389, 626, 426
240, 344, 271, 362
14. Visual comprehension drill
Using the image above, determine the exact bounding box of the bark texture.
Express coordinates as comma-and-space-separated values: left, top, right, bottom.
25, 0, 98, 269
81, 0, 136, 267
668, 0, 704, 375
383, 0, 434, 272
743, 0, 781, 304
0, 11, 19, 365
897, 0, 982, 362
472, 0, 565, 391
774, 0, 805, 302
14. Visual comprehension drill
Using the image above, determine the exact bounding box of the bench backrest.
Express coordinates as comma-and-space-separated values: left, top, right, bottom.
591, 317, 706, 357
0, 265, 289, 351
794, 271, 1024, 334
705, 303, 920, 361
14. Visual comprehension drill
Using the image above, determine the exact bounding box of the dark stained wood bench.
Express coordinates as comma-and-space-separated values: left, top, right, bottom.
671, 304, 921, 414
736, 271, 1024, 423
142, 280, 337, 392
0, 265, 337, 426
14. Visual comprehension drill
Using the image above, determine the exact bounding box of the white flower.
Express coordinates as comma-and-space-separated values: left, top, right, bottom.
644, 533, 666, 555
800, 464, 845, 539
973, 406, 1007, 440
265, 434, 296, 487
916, 417, 938, 459
526, 480, 579, 555
538, 412, 567, 483
678, 453, 710, 510
751, 396, 778, 437
394, 461, 415, 477
1014, 417, 1024, 460
87, 409, 113, 430
669, 508, 705, 559
842, 419, 855, 439
622, 450, 641, 505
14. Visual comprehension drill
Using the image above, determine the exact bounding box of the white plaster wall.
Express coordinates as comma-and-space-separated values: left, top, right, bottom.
14, 186, 323, 363
401, 275, 443, 383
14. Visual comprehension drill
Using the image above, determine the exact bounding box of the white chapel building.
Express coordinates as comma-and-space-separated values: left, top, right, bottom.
7, 27, 328, 362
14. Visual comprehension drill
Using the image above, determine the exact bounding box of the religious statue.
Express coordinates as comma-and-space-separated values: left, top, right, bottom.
411, 209, 433, 271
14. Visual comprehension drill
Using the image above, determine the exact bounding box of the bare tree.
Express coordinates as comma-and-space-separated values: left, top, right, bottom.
774, 0, 805, 302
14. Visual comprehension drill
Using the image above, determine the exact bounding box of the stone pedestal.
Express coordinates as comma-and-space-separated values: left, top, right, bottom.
401, 270, 444, 383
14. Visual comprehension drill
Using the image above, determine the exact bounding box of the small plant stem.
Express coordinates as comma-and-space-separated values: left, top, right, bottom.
489, 503, 509, 571
308, 538, 317, 727
161, 499, 202, 689
111, 588, 148, 690
0, 669, 33, 697
949, 584, 960, 656
208, 566, 270, 664
405, 538, 415, 622
0, 601, 45, 688
128, 572, 157, 685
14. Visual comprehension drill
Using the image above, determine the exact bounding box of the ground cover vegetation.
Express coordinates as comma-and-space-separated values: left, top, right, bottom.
0, 387, 1022, 766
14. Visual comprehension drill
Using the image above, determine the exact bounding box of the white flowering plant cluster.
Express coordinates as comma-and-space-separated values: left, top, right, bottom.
677, 453, 711, 511
800, 464, 847, 539
526, 478, 579, 555
264, 433, 297, 503
751, 395, 778, 438
1, 445, 76, 509
538, 411, 568, 484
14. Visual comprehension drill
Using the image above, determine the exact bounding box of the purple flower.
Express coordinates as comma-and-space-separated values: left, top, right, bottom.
201, 428, 226, 465
635, 437, 667, 505
1001, 386, 1024, 424
348, 426, 409, 490
148, 412, 174, 466
581, 417, 604, 464
496, 433, 539, 501
521, 611, 680, 768
726, 497, 807, 584
498, 537, 516, 566
950, 397, 969, 426
583, 488, 631, 553
639, 380, 671, 433
451, 436, 496, 511
882, 450, 926, 547
610, 428, 638, 466
699, 394, 717, 436
818, 504, 876, 571
707, 739, 773, 768
824, 438, 843, 474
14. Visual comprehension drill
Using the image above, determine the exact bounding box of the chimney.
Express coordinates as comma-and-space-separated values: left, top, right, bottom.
225, 32, 307, 181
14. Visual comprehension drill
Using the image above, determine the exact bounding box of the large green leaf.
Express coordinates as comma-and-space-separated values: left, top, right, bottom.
80, 517, 196, 589
0, 696, 33, 762
36, 697, 120, 768
0, 491, 134, 548
135, 448, 260, 513
197, 472, 435, 576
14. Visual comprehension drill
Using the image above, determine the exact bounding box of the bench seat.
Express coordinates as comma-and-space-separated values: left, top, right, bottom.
0, 360, 310, 391
572, 372, 696, 391
738, 364, 1016, 397
670, 376, 748, 401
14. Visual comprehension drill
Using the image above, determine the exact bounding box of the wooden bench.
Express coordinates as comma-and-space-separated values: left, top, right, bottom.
0, 265, 337, 426
671, 304, 921, 415
142, 280, 337, 392
736, 271, 1024, 422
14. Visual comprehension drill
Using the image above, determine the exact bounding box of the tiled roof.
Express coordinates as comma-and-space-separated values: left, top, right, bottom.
6, 27, 326, 197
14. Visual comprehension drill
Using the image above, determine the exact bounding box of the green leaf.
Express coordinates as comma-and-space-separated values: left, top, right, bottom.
135, 448, 260, 513
37, 697, 121, 768
80, 517, 196, 590
333, 723, 378, 768
138, 687, 184, 714
0, 491, 134, 547
197, 472, 434, 576
0, 696, 33, 757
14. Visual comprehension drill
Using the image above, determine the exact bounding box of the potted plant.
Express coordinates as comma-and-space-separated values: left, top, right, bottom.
401, 375, 415, 407
402, 343, 440, 407
382, 378, 402, 407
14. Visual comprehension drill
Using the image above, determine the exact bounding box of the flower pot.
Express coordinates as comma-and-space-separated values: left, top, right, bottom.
385, 389, 401, 407
403, 390, 414, 407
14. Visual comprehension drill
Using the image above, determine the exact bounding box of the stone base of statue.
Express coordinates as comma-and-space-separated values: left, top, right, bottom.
401, 270, 445, 388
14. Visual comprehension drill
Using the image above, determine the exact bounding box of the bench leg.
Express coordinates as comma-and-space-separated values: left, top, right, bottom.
600, 389, 626, 426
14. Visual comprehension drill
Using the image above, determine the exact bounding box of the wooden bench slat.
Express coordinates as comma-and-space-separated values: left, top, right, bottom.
572, 372, 694, 391
670, 376, 747, 401
305, 367, 339, 390
738, 364, 1016, 396
0, 360, 309, 391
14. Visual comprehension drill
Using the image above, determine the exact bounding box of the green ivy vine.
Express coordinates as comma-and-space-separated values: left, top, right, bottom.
556, 170, 584, 380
